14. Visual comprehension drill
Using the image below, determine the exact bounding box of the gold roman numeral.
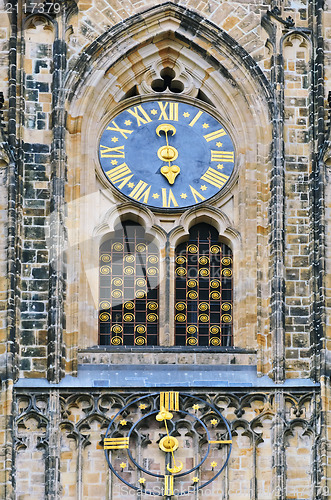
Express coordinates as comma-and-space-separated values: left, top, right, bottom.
211, 151, 234, 162
127, 105, 152, 126
204, 129, 227, 142
208, 440, 232, 444
189, 185, 206, 204
189, 110, 203, 127
129, 180, 151, 203
158, 102, 179, 121
162, 188, 179, 208
100, 145, 125, 158
160, 392, 180, 411
164, 475, 174, 496
106, 120, 133, 139
104, 437, 129, 450
105, 163, 133, 189
201, 167, 229, 188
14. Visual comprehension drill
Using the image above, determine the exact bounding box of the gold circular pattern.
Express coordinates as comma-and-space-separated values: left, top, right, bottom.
147, 302, 158, 310
111, 336, 123, 345
123, 313, 134, 322
112, 289, 123, 298
210, 291, 221, 300
136, 325, 146, 334
176, 256, 186, 265
100, 266, 111, 275
188, 244, 198, 254
188, 279, 198, 288
198, 302, 209, 311
125, 254, 135, 263
221, 302, 232, 311
159, 435, 179, 453
148, 255, 159, 264
187, 337, 198, 346
99, 301, 111, 310
99, 312, 110, 321
211, 280, 220, 288
124, 266, 135, 275
187, 325, 198, 335
222, 314, 232, 323
175, 302, 186, 311
222, 268, 233, 277
136, 278, 146, 287
175, 314, 186, 322
135, 336, 146, 345
112, 325, 123, 334
221, 257, 233, 266
176, 267, 187, 277
147, 313, 158, 322
135, 290, 146, 299
188, 291, 198, 300
113, 242, 124, 251
210, 245, 220, 254
199, 268, 210, 277
210, 326, 220, 335
136, 243, 146, 252
210, 337, 221, 346
199, 256, 210, 265
112, 278, 123, 286
199, 314, 209, 323
124, 301, 134, 310
100, 254, 111, 262
147, 267, 158, 276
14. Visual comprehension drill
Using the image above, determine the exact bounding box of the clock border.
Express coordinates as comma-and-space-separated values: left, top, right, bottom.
95, 95, 238, 212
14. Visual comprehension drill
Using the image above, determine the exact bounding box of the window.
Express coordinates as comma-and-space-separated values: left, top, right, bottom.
99, 221, 159, 346
99, 221, 233, 347
175, 224, 233, 346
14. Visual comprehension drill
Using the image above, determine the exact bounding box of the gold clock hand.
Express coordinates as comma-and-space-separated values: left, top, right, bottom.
156, 123, 181, 185
157, 413, 184, 474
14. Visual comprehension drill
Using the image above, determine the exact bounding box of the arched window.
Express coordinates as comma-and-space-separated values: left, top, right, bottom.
99, 221, 159, 346
175, 224, 233, 347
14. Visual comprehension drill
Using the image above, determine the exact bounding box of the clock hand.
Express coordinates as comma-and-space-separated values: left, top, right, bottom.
156, 124, 181, 185
156, 409, 184, 474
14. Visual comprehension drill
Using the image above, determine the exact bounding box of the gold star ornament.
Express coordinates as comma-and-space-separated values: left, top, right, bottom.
120, 419, 127, 426
150, 109, 158, 115
192, 477, 199, 483
111, 137, 119, 143
210, 419, 218, 426
211, 461, 218, 468
183, 112, 190, 117
192, 404, 200, 411
139, 403, 147, 410
180, 193, 187, 199
202, 123, 209, 129
138, 478, 146, 485
120, 462, 127, 469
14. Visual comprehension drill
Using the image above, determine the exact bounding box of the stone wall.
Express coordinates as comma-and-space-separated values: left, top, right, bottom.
0, 0, 329, 498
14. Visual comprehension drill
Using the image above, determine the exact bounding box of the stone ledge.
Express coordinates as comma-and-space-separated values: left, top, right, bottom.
77, 347, 257, 366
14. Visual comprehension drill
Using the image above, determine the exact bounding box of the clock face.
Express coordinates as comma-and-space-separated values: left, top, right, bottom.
99, 100, 235, 209
104, 392, 232, 496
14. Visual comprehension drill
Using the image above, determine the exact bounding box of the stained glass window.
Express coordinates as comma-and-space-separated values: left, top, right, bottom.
175, 224, 233, 347
99, 222, 159, 346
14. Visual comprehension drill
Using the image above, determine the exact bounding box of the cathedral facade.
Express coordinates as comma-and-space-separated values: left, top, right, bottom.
0, 0, 330, 498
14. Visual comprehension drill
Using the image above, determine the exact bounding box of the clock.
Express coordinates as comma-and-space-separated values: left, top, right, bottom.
98, 99, 235, 210
103, 392, 232, 497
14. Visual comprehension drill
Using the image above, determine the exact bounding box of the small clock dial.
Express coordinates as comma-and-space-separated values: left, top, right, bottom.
99, 100, 235, 209
104, 392, 232, 496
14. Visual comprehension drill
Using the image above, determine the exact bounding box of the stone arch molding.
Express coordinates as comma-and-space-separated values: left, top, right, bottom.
66, 2, 272, 164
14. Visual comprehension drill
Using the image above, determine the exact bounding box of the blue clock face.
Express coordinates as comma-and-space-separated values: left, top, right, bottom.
99, 100, 235, 209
